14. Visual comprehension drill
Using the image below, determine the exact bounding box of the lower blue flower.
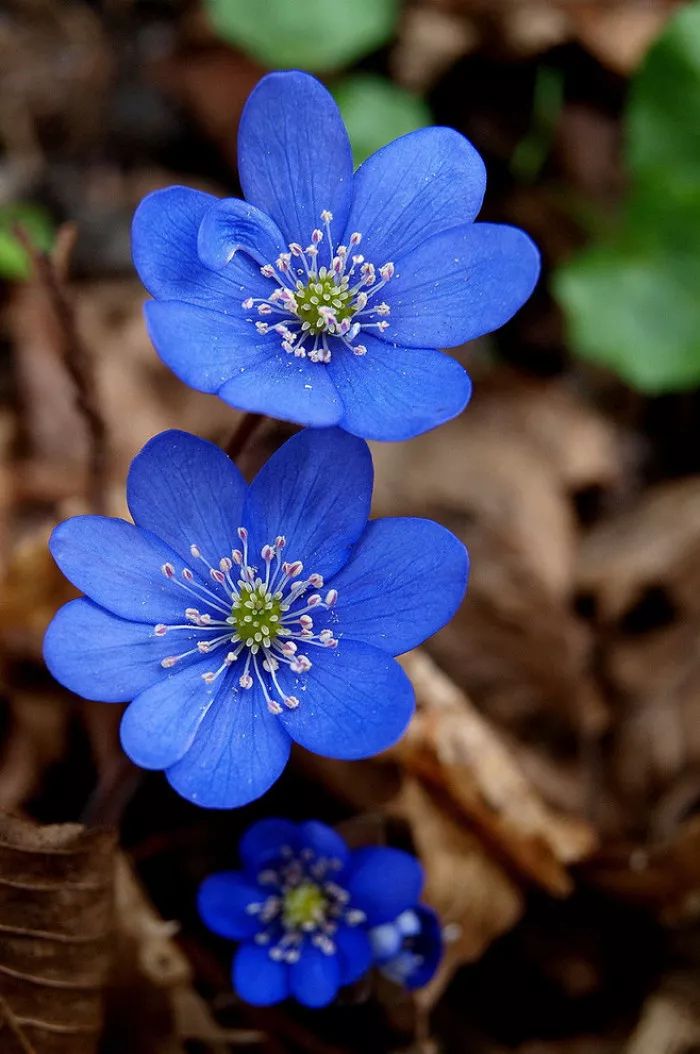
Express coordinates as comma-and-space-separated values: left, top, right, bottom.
43, 427, 468, 808
198, 818, 426, 1008
370, 905, 443, 989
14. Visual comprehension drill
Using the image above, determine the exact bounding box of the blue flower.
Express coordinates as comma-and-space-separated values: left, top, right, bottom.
370, 905, 443, 990
43, 428, 468, 808
132, 70, 540, 442
197, 817, 427, 1008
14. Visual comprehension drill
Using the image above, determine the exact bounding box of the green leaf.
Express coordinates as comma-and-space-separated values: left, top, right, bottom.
0, 204, 55, 281
333, 74, 431, 165
205, 0, 399, 72
553, 1, 700, 394
555, 239, 700, 393
627, 1, 700, 186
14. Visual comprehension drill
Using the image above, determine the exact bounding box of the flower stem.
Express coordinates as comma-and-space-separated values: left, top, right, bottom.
13, 222, 108, 515
226, 411, 265, 462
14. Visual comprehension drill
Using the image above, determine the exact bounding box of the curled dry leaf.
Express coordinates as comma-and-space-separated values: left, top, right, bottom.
0, 812, 115, 1054
110, 854, 264, 1053
576, 476, 700, 627
373, 373, 614, 805
392, 777, 523, 1009
396, 651, 596, 897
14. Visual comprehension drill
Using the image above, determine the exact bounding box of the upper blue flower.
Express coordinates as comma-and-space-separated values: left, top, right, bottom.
132, 70, 540, 442
198, 817, 428, 1008
43, 428, 468, 808
370, 905, 443, 990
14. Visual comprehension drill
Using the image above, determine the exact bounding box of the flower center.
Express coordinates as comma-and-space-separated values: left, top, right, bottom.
156, 529, 339, 715
241, 209, 395, 364
245, 847, 366, 963
231, 582, 282, 645
282, 880, 327, 929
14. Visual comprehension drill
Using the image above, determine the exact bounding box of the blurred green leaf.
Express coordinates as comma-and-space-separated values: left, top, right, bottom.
205, 0, 399, 72
0, 204, 54, 281
627, 1, 700, 186
555, 237, 700, 393
511, 66, 564, 183
554, 1, 700, 394
333, 74, 431, 165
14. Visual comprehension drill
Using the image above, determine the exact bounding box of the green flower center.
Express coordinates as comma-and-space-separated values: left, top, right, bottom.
230, 583, 283, 646
294, 272, 356, 334
282, 881, 327, 929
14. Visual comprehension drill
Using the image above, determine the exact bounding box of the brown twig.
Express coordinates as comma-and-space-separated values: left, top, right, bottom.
225, 412, 264, 462
13, 221, 108, 514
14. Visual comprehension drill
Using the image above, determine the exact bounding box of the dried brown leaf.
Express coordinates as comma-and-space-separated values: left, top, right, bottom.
395, 651, 596, 895
0, 813, 115, 1054
577, 477, 700, 627
584, 816, 700, 924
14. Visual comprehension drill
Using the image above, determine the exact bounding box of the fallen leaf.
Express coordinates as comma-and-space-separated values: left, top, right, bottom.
395, 651, 596, 896
0, 812, 115, 1054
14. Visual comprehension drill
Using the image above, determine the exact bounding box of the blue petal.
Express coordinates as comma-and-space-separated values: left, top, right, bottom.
329, 518, 468, 654
343, 127, 486, 266
119, 660, 219, 770
290, 945, 340, 1008
297, 821, 350, 868
243, 428, 372, 581
278, 639, 414, 760
345, 848, 424, 926
146, 301, 343, 426
198, 871, 262, 941
328, 336, 471, 440
43, 598, 179, 702
127, 430, 246, 570
239, 818, 300, 877
197, 198, 286, 270
49, 516, 189, 624
369, 921, 403, 962
388, 223, 541, 348
335, 924, 373, 986
233, 943, 289, 1006
144, 301, 261, 395
132, 186, 268, 311
403, 906, 443, 989
165, 681, 291, 808
238, 72, 353, 249
217, 347, 343, 427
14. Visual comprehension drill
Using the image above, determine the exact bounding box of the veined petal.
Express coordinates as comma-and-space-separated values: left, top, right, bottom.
43, 599, 182, 702
238, 71, 353, 248
345, 847, 424, 926
49, 516, 190, 625
132, 186, 268, 311
290, 946, 340, 1008
119, 659, 220, 770
388, 223, 540, 348
243, 428, 372, 580
127, 430, 246, 570
330, 518, 469, 654
277, 639, 414, 760
198, 198, 286, 270
146, 301, 343, 426
165, 681, 291, 808
329, 336, 471, 441
217, 346, 343, 427
144, 300, 266, 395
344, 127, 486, 265
233, 943, 289, 1006
197, 872, 262, 941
